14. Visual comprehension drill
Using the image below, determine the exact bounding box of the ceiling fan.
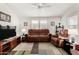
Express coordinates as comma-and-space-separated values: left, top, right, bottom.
32, 3, 51, 9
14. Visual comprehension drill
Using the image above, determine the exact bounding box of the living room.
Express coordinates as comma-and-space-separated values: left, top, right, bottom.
0, 2, 79, 56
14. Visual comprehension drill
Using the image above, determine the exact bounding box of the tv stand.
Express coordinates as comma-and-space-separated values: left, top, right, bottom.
0, 36, 21, 55
1, 40, 8, 42
0, 41, 10, 55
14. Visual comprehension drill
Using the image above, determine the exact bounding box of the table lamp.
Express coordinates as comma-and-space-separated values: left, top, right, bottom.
68, 29, 78, 43
21, 28, 26, 36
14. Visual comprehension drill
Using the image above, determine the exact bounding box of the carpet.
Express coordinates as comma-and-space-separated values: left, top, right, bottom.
8, 51, 25, 55
31, 42, 39, 54
7, 42, 68, 55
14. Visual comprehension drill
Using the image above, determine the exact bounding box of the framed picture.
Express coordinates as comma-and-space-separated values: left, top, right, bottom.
6, 15, 11, 22
51, 21, 55, 26
0, 11, 11, 22
0, 13, 6, 21
24, 22, 28, 26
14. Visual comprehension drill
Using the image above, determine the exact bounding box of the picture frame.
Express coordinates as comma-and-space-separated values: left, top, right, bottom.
51, 21, 55, 26
6, 15, 11, 22
0, 11, 11, 22
24, 22, 28, 26
0, 13, 6, 21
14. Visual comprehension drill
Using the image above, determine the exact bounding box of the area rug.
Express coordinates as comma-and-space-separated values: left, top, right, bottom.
8, 51, 25, 55
7, 42, 68, 55
31, 42, 39, 54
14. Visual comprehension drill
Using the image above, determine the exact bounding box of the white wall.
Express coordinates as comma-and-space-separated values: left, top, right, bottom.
0, 4, 70, 36
61, 4, 79, 31
19, 17, 30, 35
48, 17, 62, 34
0, 4, 65, 35
19, 16, 65, 35
61, 4, 79, 42
0, 4, 20, 36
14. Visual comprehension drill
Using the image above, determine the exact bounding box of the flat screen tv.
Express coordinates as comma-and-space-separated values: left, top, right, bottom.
0, 25, 16, 41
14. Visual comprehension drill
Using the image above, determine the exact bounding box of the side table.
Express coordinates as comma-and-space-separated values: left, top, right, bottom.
74, 43, 79, 51
21, 35, 26, 42
71, 42, 79, 50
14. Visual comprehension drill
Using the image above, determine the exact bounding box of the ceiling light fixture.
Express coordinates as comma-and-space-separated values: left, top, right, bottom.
32, 3, 51, 9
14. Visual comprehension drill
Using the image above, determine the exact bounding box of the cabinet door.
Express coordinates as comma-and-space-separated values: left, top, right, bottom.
10, 39, 17, 49
0, 43, 2, 55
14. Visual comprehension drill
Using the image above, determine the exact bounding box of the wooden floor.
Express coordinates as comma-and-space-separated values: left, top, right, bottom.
8, 42, 68, 55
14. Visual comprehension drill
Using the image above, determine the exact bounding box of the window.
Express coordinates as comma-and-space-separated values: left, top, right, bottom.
68, 16, 78, 29
31, 20, 39, 29
31, 20, 48, 29
40, 20, 48, 29
68, 16, 78, 35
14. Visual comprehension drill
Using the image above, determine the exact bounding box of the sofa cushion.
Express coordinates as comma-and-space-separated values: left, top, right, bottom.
27, 29, 50, 42
28, 29, 40, 35
40, 35, 49, 37
29, 35, 39, 37
40, 29, 49, 34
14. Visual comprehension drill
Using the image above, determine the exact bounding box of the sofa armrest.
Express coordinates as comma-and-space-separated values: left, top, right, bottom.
51, 34, 58, 38
27, 34, 31, 37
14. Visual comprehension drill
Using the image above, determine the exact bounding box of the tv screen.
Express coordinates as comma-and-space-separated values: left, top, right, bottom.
0, 26, 16, 41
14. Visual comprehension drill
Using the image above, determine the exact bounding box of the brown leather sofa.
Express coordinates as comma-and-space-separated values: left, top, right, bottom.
27, 29, 51, 42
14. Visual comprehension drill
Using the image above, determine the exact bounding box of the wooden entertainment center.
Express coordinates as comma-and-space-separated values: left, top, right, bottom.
0, 25, 22, 55
0, 36, 21, 55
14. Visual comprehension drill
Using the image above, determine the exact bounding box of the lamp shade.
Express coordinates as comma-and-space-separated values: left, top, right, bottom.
21, 28, 26, 33
68, 29, 78, 43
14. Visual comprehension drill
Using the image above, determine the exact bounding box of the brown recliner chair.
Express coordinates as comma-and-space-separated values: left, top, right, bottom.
27, 29, 51, 42
51, 29, 69, 47
51, 35, 59, 46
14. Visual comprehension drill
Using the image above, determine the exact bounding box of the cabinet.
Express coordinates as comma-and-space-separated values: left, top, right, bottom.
0, 41, 10, 55
9, 38, 17, 49
22, 36, 26, 42
63, 40, 71, 54
0, 36, 21, 55
17, 37, 21, 44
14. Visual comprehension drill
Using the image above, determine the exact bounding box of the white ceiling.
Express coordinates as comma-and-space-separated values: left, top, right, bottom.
6, 3, 74, 17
